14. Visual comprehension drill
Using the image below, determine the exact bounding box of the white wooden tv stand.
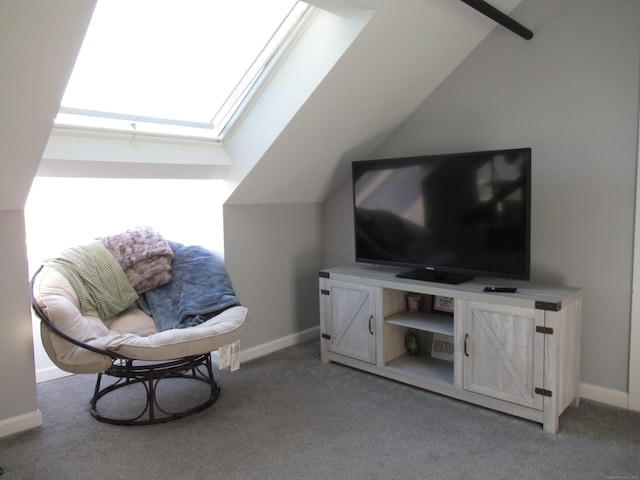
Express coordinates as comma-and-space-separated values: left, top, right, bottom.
318, 264, 582, 433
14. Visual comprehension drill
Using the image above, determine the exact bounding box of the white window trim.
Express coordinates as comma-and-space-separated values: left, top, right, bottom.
53, 3, 314, 144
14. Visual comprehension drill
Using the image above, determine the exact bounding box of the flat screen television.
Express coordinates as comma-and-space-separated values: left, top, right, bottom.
352, 148, 531, 284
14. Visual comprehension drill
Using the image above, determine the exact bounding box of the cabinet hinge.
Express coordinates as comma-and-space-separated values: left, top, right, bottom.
535, 387, 553, 397
535, 300, 561, 311
321, 289, 330, 296
535, 326, 554, 335
319, 271, 330, 278
321, 333, 331, 340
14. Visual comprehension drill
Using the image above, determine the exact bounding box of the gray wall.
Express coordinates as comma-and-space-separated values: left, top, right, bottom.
0, 210, 38, 420
224, 203, 324, 350
322, 0, 640, 393
0, 0, 95, 433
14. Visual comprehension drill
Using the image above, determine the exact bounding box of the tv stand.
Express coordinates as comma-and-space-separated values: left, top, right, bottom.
319, 264, 582, 433
396, 268, 474, 285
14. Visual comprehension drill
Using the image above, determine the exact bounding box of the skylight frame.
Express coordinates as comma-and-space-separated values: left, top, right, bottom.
53, 1, 312, 142
211, 1, 314, 138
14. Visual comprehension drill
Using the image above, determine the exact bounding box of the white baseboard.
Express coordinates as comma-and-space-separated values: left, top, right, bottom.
213, 326, 320, 367
215, 332, 634, 411
34, 332, 629, 413
0, 410, 43, 439
580, 382, 629, 409
36, 366, 74, 384
241, 326, 320, 363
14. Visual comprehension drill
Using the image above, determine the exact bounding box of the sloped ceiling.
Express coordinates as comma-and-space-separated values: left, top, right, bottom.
0, 0, 96, 210
226, 0, 525, 205
0, 0, 524, 210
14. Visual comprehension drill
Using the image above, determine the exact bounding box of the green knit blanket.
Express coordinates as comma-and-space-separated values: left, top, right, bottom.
43, 241, 139, 320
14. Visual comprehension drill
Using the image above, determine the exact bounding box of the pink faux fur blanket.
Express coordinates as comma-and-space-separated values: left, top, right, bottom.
99, 227, 174, 294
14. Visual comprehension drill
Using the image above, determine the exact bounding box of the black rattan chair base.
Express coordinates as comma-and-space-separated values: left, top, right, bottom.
90, 353, 220, 426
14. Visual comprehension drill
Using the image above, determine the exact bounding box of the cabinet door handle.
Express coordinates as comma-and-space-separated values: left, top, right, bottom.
464, 334, 469, 357
368, 315, 374, 335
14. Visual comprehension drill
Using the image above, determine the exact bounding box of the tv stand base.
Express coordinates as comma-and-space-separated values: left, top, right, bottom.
319, 264, 582, 433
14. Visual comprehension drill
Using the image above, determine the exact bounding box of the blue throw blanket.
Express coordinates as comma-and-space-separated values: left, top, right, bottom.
137, 241, 240, 332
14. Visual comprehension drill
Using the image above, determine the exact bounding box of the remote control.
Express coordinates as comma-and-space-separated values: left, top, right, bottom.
483, 286, 518, 293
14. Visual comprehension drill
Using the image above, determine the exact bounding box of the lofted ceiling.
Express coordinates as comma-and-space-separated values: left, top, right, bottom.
0, 0, 96, 210
0, 0, 524, 210
225, 0, 525, 205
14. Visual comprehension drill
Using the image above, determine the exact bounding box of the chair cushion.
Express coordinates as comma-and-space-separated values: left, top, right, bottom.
105, 306, 249, 360
33, 266, 249, 373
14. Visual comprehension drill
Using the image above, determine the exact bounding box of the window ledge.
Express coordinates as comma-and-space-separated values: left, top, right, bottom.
40, 127, 231, 179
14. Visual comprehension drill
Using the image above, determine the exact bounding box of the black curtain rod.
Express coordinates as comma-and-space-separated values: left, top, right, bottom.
460, 0, 533, 40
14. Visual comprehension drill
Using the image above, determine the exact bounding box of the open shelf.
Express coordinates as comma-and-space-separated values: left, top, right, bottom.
385, 311, 454, 336
384, 354, 454, 386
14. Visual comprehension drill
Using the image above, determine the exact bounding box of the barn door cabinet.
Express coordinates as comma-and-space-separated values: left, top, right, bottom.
319, 264, 582, 433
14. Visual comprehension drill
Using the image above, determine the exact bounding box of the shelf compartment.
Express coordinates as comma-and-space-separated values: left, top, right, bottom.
384, 354, 454, 387
385, 311, 454, 336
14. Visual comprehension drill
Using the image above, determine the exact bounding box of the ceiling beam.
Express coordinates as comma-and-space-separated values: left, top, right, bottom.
460, 0, 533, 40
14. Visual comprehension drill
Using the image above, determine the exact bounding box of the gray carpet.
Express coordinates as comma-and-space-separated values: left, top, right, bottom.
1, 339, 639, 480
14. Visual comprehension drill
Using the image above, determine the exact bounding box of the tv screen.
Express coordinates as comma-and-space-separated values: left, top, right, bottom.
352, 148, 531, 284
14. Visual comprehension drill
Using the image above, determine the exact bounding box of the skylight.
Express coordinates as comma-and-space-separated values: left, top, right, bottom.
55, 0, 309, 140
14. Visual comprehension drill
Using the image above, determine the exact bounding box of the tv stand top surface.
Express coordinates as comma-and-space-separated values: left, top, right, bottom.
320, 264, 581, 309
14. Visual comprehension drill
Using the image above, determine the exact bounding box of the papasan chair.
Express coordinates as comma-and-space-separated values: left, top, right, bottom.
30, 227, 250, 425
